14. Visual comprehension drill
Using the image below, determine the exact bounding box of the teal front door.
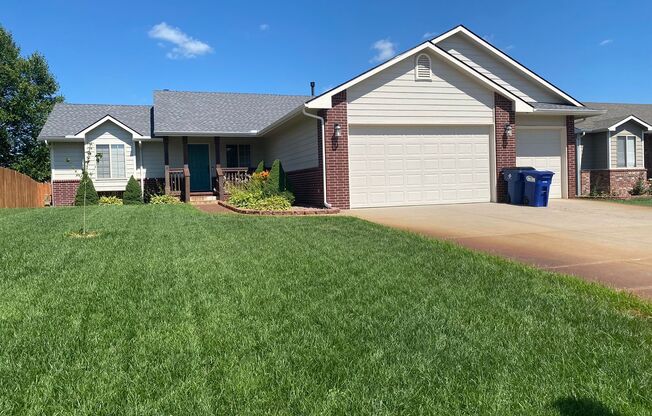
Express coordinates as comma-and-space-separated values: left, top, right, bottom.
188, 144, 211, 192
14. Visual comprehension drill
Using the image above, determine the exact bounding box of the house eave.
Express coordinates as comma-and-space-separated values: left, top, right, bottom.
530, 108, 606, 117
153, 131, 260, 137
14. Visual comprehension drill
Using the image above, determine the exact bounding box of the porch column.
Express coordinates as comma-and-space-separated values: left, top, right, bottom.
163, 137, 170, 195
214, 136, 225, 200
182, 136, 190, 202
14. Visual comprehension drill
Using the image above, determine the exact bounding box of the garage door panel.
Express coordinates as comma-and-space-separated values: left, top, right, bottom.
516, 129, 562, 199
349, 126, 492, 208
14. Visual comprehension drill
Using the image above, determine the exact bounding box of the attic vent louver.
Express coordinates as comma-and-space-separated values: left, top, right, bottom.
415, 53, 431, 80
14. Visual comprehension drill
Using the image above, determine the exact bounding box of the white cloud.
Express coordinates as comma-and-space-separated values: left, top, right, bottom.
370, 39, 397, 63
148, 22, 213, 59
259, 23, 270, 31
482, 34, 495, 43
503, 44, 515, 51
599, 39, 613, 46
422, 32, 436, 39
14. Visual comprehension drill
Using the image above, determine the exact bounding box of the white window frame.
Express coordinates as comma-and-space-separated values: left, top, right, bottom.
414, 53, 432, 80
96, 143, 126, 179
616, 135, 636, 168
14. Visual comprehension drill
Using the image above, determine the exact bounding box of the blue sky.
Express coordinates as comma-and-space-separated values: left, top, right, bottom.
2, 0, 651, 105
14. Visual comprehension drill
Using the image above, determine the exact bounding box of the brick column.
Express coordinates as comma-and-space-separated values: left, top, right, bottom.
52, 180, 80, 206
644, 133, 651, 179
494, 93, 516, 203
566, 116, 577, 197
319, 91, 350, 209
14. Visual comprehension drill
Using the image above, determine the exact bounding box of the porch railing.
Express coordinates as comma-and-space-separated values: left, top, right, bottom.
216, 167, 250, 201
166, 167, 190, 201
168, 168, 184, 197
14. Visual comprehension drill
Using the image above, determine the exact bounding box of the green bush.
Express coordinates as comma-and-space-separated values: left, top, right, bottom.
266, 160, 287, 194
123, 176, 142, 205
254, 160, 265, 174
247, 195, 291, 211
630, 179, 649, 196
99, 196, 123, 205
150, 194, 182, 205
74, 172, 99, 206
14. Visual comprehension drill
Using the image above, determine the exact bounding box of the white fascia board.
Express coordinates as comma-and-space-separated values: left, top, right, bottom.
431, 25, 584, 108
73, 115, 148, 139
607, 115, 652, 131
306, 41, 532, 112
38, 136, 84, 142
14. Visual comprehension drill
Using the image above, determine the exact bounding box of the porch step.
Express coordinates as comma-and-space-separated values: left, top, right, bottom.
190, 200, 220, 205
189, 194, 217, 202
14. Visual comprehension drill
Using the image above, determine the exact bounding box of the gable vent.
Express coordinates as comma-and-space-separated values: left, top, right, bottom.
415, 53, 432, 80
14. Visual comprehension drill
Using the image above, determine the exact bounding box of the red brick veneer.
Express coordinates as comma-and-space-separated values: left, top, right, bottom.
52, 180, 80, 206
580, 169, 647, 197
287, 167, 323, 206
318, 91, 350, 209
494, 93, 516, 202
566, 116, 577, 197
645, 133, 651, 180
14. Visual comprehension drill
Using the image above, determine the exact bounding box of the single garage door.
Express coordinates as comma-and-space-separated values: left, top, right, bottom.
516, 129, 563, 199
348, 126, 491, 208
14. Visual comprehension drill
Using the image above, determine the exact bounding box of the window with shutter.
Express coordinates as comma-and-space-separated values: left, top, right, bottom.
415, 54, 431, 80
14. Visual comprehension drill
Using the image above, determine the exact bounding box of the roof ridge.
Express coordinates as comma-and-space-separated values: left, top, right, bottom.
58, 102, 152, 108
154, 89, 310, 98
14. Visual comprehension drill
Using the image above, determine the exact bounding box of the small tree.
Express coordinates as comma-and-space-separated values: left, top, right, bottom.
74, 171, 98, 206
266, 159, 287, 194
254, 160, 265, 174
123, 175, 143, 204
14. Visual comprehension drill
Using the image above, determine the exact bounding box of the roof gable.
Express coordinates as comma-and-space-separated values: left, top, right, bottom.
38, 103, 152, 140
431, 25, 583, 107
306, 41, 533, 112
576, 102, 652, 132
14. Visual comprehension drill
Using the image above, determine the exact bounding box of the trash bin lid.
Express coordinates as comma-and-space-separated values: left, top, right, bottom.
527, 170, 555, 177
501, 166, 535, 173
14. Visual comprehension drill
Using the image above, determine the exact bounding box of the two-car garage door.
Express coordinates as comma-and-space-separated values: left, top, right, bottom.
349, 126, 491, 208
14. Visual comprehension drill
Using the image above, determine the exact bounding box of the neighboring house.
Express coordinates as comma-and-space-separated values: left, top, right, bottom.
575, 103, 652, 196
39, 25, 603, 208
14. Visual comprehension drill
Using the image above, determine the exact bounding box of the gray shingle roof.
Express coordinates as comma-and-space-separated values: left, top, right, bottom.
38, 103, 152, 138
576, 102, 652, 132
153, 90, 310, 135
530, 102, 598, 112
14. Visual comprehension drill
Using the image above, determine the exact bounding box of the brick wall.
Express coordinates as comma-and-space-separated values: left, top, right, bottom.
494, 93, 516, 202
645, 133, 651, 179
52, 180, 80, 206
580, 169, 646, 197
319, 91, 350, 209
287, 167, 323, 206
566, 116, 577, 197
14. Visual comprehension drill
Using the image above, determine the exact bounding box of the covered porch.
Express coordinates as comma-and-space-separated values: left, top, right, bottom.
162, 136, 263, 202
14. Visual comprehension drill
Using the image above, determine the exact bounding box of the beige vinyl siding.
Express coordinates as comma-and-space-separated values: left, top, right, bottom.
516, 115, 565, 127
168, 137, 264, 174
136, 141, 165, 179
264, 116, 319, 171
347, 50, 493, 125
51, 142, 84, 180
581, 132, 609, 170
609, 121, 644, 168
85, 121, 136, 191
438, 33, 561, 103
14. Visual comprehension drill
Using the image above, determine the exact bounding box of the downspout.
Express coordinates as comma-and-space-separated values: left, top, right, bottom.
302, 107, 332, 208
576, 133, 583, 196
138, 140, 144, 199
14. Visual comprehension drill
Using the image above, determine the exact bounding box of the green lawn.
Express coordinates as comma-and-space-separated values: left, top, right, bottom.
0, 205, 650, 415
612, 196, 652, 207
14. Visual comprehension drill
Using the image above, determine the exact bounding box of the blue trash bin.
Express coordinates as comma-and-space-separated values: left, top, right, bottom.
501, 167, 535, 205
523, 170, 555, 207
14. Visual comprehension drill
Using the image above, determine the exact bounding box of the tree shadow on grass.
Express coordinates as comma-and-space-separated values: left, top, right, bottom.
553, 397, 621, 416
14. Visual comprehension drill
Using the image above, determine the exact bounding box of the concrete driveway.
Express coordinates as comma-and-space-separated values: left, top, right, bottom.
347, 200, 652, 299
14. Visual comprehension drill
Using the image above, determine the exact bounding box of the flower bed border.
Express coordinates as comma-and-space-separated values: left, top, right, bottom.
218, 201, 340, 215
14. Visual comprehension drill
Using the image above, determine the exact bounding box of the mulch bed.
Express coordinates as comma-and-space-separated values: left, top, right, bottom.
217, 201, 339, 215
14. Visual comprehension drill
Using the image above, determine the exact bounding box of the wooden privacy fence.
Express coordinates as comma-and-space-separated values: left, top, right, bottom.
0, 167, 51, 208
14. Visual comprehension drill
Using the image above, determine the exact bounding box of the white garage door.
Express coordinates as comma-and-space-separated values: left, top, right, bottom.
348, 126, 491, 208
516, 129, 563, 199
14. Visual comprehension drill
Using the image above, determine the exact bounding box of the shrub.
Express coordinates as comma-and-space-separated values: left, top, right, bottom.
150, 194, 182, 205
123, 176, 143, 205
630, 178, 648, 196
254, 160, 265, 174
99, 196, 123, 205
247, 195, 291, 211
266, 160, 287, 194
74, 172, 99, 206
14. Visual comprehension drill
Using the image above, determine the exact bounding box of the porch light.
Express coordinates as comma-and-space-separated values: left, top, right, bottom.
334, 123, 342, 138
504, 123, 513, 137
